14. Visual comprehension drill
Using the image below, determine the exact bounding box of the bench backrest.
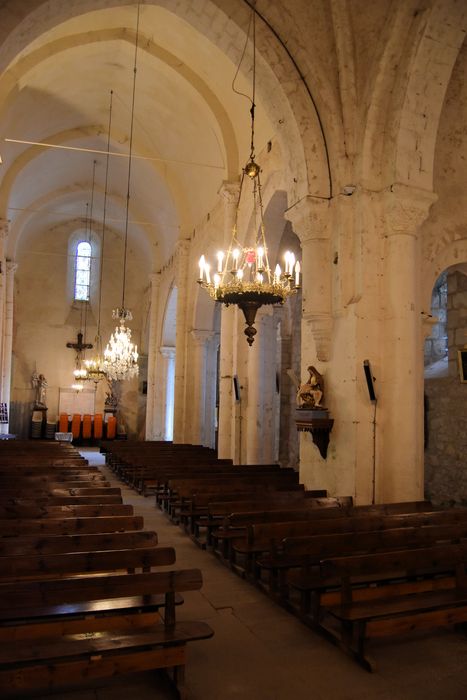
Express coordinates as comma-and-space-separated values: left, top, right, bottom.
0, 515, 144, 536
0, 545, 176, 580
0, 503, 134, 519
0, 530, 159, 556
247, 509, 467, 549
0, 569, 204, 613
321, 542, 467, 580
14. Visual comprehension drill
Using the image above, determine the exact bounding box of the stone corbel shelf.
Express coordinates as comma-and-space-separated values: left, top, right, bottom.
295, 410, 334, 459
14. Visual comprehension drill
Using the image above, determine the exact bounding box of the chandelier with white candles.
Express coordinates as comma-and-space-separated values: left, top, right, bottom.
197, 166, 300, 345
197, 10, 300, 346
103, 307, 139, 381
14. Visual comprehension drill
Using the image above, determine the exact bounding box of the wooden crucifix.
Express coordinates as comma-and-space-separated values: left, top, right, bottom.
66, 331, 93, 354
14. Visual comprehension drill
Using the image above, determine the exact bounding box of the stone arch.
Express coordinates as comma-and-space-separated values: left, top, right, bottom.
361, 0, 467, 192
423, 236, 467, 312
0, 123, 183, 253
0, 26, 238, 182
0, 0, 328, 202
7, 184, 153, 265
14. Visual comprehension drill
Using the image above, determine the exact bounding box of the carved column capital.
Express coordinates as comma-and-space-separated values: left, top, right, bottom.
219, 180, 240, 204
160, 345, 175, 360
285, 196, 332, 243
384, 184, 437, 237
6, 261, 18, 275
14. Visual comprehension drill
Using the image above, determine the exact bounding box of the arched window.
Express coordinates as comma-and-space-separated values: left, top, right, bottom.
74, 241, 92, 301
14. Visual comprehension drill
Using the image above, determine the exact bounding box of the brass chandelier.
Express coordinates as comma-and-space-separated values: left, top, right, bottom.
197, 8, 300, 345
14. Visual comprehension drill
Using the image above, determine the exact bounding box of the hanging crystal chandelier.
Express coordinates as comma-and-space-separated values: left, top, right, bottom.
197, 9, 300, 346
82, 91, 114, 385
103, 307, 139, 381
103, 9, 140, 381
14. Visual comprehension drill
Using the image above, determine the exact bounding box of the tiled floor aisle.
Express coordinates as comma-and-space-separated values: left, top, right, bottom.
34, 449, 467, 700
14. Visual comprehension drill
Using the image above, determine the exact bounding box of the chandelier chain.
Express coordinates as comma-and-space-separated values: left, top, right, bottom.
122, 3, 140, 310
96, 89, 114, 339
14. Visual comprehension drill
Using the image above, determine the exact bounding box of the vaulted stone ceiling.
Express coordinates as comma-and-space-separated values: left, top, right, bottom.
0, 3, 273, 267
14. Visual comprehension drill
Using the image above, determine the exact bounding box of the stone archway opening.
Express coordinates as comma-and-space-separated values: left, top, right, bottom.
424, 263, 467, 505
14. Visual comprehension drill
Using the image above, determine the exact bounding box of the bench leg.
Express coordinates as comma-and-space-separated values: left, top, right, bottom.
173, 663, 187, 700
341, 619, 373, 672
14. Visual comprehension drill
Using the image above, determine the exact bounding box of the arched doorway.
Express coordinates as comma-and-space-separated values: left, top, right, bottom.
424, 264, 467, 505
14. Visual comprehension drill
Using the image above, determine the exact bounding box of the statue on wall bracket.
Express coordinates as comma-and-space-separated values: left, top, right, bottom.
293, 365, 334, 459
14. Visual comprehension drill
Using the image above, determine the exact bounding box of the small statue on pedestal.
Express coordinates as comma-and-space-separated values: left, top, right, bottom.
32, 371, 48, 409
297, 365, 325, 409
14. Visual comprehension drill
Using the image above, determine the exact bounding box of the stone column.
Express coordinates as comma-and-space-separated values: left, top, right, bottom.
286, 197, 333, 362
160, 346, 176, 441
190, 329, 215, 446
246, 308, 277, 464
172, 239, 190, 443
0, 220, 9, 369
145, 272, 161, 440
1, 261, 17, 433
381, 184, 437, 501
217, 181, 240, 459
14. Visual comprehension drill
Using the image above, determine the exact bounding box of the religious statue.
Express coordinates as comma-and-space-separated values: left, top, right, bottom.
296, 365, 324, 409
32, 371, 48, 408
104, 379, 119, 413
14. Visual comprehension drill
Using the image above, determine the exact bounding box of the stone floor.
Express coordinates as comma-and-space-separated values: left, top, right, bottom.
34, 448, 467, 700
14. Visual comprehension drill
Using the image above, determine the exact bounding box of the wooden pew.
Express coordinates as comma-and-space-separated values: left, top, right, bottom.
263, 520, 467, 613
0, 503, 134, 519
161, 472, 302, 519
319, 542, 467, 671
0, 515, 145, 536
0, 530, 159, 556
198, 491, 328, 547
0, 545, 174, 582
230, 508, 467, 577
0, 568, 214, 698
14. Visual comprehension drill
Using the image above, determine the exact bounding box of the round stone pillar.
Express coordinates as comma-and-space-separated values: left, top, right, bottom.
173, 239, 190, 443
217, 181, 240, 459
245, 308, 277, 464
286, 197, 333, 362
380, 184, 437, 501
0, 220, 9, 369
190, 329, 215, 446
159, 345, 176, 441
1, 261, 17, 433
145, 272, 160, 440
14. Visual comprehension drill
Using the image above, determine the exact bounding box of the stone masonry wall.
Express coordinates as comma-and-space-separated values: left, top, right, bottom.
425, 270, 467, 504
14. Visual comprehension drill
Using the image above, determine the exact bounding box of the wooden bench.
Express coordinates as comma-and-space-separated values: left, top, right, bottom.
319, 542, 467, 671
0, 488, 123, 506
0, 544, 175, 582
0, 503, 134, 519
229, 508, 467, 578
197, 491, 327, 547
0, 568, 214, 698
0, 530, 159, 556
0, 515, 145, 536
263, 520, 467, 614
